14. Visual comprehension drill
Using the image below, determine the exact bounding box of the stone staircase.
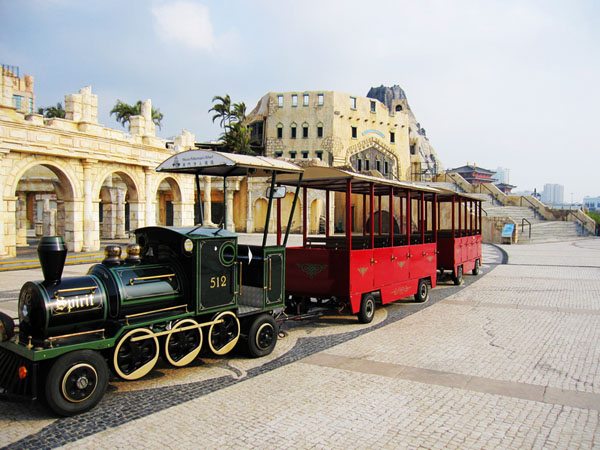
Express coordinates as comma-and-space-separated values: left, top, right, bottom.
426, 181, 590, 243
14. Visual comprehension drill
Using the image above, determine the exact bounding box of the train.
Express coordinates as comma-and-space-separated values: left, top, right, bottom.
0, 150, 482, 416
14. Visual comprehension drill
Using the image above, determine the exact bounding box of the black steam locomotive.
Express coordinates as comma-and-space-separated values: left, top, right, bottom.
0, 151, 303, 416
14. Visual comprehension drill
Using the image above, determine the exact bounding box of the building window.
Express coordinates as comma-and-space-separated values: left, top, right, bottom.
376, 160, 381, 172
351, 126, 357, 139
289, 151, 297, 159
350, 97, 356, 109
302, 150, 309, 159
357, 159, 362, 171
277, 123, 283, 139
316, 150, 323, 160
395, 104, 403, 112
317, 93, 324, 106
384, 161, 389, 175
291, 124, 297, 139
275, 151, 283, 157
317, 124, 323, 138
370, 100, 376, 113
303, 94, 309, 106
12, 95, 23, 110
278, 95, 283, 107
302, 124, 309, 138
292, 94, 298, 107
365, 159, 370, 171
410, 144, 416, 155
28, 97, 33, 114
390, 131, 395, 143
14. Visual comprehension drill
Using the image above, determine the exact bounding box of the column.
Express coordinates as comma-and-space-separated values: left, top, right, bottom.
203, 176, 213, 225
16, 192, 27, 247
82, 160, 98, 251
144, 167, 154, 227
226, 190, 235, 231
116, 187, 127, 238
0, 153, 5, 255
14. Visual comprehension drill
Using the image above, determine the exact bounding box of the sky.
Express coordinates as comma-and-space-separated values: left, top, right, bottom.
1, 0, 599, 202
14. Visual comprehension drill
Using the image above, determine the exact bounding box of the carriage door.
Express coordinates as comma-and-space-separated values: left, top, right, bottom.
264, 246, 285, 307
199, 239, 237, 311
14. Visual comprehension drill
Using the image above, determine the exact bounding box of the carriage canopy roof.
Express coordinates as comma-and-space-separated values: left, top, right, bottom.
156, 149, 303, 177
276, 166, 440, 196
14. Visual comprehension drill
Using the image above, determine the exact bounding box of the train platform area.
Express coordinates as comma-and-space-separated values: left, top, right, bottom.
1, 239, 600, 449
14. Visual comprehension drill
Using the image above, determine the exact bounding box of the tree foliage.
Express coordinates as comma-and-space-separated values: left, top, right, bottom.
209, 94, 254, 155
37, 103, 66, 119
110, 100, 163, 129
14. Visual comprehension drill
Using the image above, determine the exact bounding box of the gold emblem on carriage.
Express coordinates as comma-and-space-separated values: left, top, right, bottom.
427, 256, 433, 262
392, 286, 410, 296
357, 267, 369, 276
297, 263, 327, 279
397, 261, 406, 268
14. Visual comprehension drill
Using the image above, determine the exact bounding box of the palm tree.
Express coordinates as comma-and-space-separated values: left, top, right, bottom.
221, 122, 254, 155
231, 101, 246, 124
209, 94, 232, 128
110, 100, 163, 129
37, 103, 66, 118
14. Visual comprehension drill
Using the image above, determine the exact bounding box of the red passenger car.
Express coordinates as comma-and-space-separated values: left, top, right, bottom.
436, 190, 483, 285
276, 167, 439, 323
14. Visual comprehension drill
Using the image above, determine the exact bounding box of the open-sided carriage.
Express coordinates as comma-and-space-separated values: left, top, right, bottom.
276, 167, 440, 323
435, 190, 483, 284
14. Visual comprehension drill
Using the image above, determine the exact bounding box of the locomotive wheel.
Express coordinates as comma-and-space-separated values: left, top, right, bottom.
113, 328, 159, 380
164, 319, 203, 367
414, 279, 430, 303
247, 314, 278, 358
208, 311, 240, 355
453, 265, 464, 286
45, 350, 108, 416
357, 293, 376, 324
472, 259, 480, 276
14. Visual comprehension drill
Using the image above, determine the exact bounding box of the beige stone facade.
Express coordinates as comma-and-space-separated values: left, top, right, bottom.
247, 88, 442, 182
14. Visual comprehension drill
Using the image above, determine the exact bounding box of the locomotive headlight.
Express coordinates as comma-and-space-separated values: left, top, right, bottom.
19, 292, 31, 321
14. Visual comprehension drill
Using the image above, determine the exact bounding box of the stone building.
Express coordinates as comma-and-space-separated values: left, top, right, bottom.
0, 68, 217, 258
246, 85, 442, 182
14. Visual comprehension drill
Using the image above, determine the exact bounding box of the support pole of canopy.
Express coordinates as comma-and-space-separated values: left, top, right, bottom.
284, 173, 303, 247
262, 173, 276, 247
346, 179, 352, 250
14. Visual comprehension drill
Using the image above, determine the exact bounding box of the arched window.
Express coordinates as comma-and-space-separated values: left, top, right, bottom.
277, 123, 283, 139
290, 123, 297, 139
395, 105, 403, 112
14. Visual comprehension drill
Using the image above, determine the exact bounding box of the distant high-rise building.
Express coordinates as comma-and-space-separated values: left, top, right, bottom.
494, 167, 510, 184
541, 184, 564, 206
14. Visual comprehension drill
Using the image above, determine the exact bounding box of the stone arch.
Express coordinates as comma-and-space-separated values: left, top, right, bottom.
155, 176, 183, 226
8, 158, 79, 255
96, 169, 141, 239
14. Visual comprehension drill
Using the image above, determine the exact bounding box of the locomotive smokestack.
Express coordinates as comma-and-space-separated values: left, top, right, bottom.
37, 236, 68, 286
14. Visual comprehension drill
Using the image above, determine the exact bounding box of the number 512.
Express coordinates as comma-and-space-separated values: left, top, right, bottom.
210, 276, 227, 288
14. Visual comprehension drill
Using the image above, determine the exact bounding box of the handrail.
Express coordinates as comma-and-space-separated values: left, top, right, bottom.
521, 218, 531, 240
519, 195, 542, 220
567, 210, 587, 235
481, 207, 488, 217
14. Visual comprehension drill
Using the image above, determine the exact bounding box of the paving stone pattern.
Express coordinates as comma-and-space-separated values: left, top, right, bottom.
1, 240, 600, 449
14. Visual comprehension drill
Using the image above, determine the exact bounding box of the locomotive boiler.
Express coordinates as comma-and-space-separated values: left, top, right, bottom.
0, 150, 303, 416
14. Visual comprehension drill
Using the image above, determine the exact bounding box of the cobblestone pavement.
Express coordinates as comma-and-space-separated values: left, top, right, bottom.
1, 240, 599, 449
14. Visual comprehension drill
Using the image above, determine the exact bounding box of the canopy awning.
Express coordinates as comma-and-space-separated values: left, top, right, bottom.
156, 150, 303, 177
276, 166, 440, 196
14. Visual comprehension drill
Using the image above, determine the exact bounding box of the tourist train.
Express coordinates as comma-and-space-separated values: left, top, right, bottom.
0, 151, 481, 416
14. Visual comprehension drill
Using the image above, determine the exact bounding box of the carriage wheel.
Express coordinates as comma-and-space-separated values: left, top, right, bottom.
247, 314, 278, 358
113, 328, 159, 380
208, 311, 240, 355
453, 265, 464, 285
45, 350, 109, 416
164, 319, 203, 367
472, 259, 480, 276
357, 293, 376, 324
414, 279, 430, 303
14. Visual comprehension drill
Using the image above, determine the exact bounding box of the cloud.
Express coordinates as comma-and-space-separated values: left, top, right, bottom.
151, 1, 215, 51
